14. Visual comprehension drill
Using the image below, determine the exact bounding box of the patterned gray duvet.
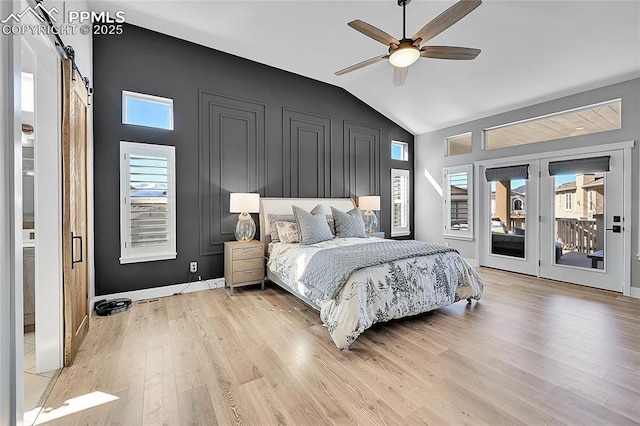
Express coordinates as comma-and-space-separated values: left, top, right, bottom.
267, 237, 484, 349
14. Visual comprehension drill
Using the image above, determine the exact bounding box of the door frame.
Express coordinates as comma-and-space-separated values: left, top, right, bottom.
474, 140, 634, 296
2, 0, 24, 421
23, 27, 65, 374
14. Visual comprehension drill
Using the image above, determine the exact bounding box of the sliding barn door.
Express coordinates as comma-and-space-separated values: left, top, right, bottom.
61, 58, 89, 366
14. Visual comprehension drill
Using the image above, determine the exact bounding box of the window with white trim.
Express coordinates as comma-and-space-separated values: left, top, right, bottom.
391, 168, 410, 236
122, 90, 174, 130
391, 141, 409, 161
120, 142, 176, 264
565, 193, 572, 211
443, 164, 473, 240
446, 132, 472, 156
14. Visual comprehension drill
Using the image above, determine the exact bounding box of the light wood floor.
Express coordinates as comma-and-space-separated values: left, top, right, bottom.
37, 268, 640, 425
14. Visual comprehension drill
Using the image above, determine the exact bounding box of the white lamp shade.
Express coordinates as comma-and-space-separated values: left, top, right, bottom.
358, 196, 380, 211
230, 193, 260, 213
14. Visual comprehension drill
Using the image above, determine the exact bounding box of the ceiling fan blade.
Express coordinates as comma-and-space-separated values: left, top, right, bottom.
420, 46, 481, 60
335, 55, 389, 76
393, 66, 408, 87
348, 20, 400, 47
412, 0, 482, 45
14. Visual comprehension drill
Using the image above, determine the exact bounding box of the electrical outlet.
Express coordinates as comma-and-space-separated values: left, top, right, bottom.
190, 261, 198, 273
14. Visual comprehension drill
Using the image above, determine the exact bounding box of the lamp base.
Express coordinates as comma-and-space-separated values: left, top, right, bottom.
235, 213, 256, 242
363, 210, 378, 234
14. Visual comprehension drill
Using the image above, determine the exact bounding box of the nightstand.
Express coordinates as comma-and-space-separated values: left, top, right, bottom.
224, 240, 265, 295
367, 231, 385, 239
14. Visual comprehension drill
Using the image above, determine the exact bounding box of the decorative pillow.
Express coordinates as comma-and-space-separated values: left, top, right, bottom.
268, 214, 296, 242
292, 204, 333, 245
327, 217, 336, 236
331, 206, 366, 238
275, 220, 300, 243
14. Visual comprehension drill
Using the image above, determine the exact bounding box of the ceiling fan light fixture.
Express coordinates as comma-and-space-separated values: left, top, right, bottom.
388, 45, 420, 68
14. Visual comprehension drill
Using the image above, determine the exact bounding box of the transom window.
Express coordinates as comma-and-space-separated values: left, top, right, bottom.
446, 132, 472, 156
122, 90, 174, 130
391, 141, 409, 161
484, 99, 621, 150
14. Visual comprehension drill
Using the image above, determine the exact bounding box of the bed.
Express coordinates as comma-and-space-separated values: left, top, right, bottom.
260, 197, 484, 349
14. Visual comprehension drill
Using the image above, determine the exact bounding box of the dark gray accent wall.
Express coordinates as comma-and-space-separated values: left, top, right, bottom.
93, 24, 414, 295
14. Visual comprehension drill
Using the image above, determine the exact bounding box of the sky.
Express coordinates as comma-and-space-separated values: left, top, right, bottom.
126, 98, 172, 130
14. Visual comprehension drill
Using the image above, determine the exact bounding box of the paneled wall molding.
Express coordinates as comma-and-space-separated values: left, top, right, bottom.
93, 25, 413, 295
343, 121, 381, 198
282, 108, 332, 198
199, 90, 266, 255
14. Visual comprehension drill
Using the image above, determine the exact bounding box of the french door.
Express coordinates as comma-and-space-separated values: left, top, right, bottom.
539, 151, 624, 291
479, 150, 625, 292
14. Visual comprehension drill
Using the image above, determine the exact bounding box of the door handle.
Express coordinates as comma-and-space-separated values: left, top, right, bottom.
605, 225, 621, 233
71, 232, 83, 268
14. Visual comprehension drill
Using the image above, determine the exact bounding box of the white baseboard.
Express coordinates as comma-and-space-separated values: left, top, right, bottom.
464, 258, 478, 267
91, 277, 226, 311
630, 287, 640, 299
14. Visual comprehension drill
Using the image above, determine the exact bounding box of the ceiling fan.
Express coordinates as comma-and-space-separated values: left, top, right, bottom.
335, 0, 482, 86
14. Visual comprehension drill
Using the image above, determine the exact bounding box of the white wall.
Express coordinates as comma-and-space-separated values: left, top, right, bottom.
415, 78, 640, 288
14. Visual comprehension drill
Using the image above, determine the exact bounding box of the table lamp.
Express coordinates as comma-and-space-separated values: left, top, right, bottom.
230, 193, 260, 241
358, 196, 380, 234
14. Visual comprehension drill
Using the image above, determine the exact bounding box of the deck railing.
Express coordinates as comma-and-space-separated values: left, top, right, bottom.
556, 218, 597, 253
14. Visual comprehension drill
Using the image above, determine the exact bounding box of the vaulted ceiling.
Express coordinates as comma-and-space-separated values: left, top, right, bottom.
91, 0, 640, 135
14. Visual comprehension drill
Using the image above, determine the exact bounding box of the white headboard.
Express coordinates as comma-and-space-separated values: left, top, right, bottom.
259, 197, 356, 245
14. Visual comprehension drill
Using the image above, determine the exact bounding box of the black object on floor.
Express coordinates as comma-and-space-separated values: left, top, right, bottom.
94, 298, 132, 316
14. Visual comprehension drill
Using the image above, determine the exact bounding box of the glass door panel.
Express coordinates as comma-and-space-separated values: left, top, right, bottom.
479, 162, 539, 276
553, 173, 605, 270
490, 179, 527, 258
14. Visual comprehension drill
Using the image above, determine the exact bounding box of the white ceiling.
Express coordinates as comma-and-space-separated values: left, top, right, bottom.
90, 0, 640, 135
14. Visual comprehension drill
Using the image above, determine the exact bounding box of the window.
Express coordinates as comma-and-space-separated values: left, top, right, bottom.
122, 90, 174, 130
588, 191, 594, 213
391, 141, 409, 161
120, 142, 176, 264
391, 169, 410, 236
446, 132, 472, 156
513, 199, 523, 211
443, 164, 473, 240
565, 193, 572, 211
484, 99, 621, 150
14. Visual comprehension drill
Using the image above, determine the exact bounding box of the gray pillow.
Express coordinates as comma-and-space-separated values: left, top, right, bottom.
292, 205, 333, 245
331, 206, 366, 238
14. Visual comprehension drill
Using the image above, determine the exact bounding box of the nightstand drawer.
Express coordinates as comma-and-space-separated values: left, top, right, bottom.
232, 246, 263, 260
233, 269, 263, 283
233, 257, 262, 271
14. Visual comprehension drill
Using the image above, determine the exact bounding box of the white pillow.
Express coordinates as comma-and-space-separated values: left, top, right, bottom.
275, 221, 300, 243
